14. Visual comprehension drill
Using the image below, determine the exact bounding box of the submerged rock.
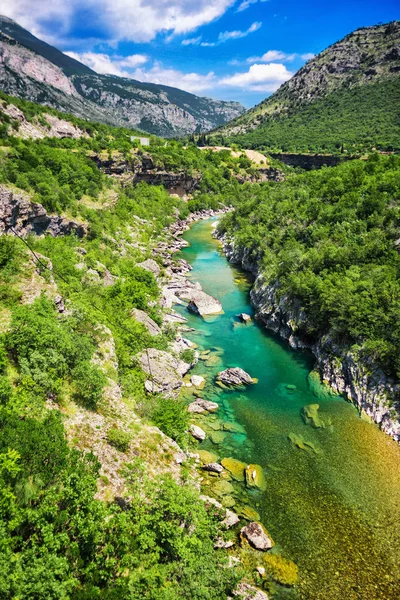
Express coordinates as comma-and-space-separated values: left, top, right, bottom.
211, 479, 235, 497
263, 554, 299, 586
238, 313, 252, 323
241, 522, 274, 551
301, 403, 329, 428
237, 505, 261, 521
198, 450, 219, 464
245, 464, 267, 491
288, 432, 320, 454
221, 457, 247, 482
217, 367, 256, 387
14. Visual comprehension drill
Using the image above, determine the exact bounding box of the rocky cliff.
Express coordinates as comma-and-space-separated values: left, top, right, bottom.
0, 185, 86, 237
0, 16, 245, 138
219, 235, 400, 442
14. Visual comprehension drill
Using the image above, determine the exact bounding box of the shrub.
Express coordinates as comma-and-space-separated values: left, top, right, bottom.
152, 398, 189, 447
72, 361, 106, 409
106, 426, 132, 452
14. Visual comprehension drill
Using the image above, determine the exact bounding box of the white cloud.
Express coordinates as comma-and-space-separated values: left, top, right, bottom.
236, 0, 269, 13
132, 62, 217, 93
181, 36, 202, 46
220, 62, 293, 91
202, 20, 262, 46
243, 50, 314, 63
2, 0, 237, 43
301, 52, 315, 61
218, 21, 262, 42
65, 51, 148, 77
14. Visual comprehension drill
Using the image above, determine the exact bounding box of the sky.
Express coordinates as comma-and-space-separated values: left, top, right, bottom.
1, 0, 399, 107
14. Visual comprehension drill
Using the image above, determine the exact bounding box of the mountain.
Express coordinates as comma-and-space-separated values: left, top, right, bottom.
213, 21, 400, 153
0, 16, 245, 137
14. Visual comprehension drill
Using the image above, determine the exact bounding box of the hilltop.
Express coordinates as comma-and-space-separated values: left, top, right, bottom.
212, 21, 400, 153
0, 16, 245, 138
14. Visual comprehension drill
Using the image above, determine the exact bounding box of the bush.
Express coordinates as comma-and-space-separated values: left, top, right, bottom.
152, 398, 189, 447
106, 426, 132, 452
72, 361, 106, 409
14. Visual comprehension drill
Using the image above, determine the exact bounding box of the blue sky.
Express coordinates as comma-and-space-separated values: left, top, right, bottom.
3, 0, 399, 106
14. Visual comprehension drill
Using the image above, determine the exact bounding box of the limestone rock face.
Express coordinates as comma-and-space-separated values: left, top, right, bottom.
138, 348, 190, 396
0, 185, 86, 238
131, 308, 161, 336
217, 367, 255, 387
241, 522, 274, 551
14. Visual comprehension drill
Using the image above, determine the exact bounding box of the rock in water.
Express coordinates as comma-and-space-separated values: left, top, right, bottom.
202, 462, 224, 473
241, 522, 274, 551
191, 374, 206, 388
187, 292, 222, 316
301, 403, 325, 428
245, 464, 267, 491
187, 399, 219, 413
189, 424, 206, 441
238, 313, 252, 322
217, 367, 256, 387
221, 457, 247, 482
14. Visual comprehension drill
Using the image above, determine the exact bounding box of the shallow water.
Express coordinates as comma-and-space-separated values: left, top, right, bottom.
176, 219, 400, 600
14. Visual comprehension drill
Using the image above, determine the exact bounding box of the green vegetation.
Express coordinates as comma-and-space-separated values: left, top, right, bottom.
218, 154, 400, 378
214, 80, 400, 153
106, 426, 132, 452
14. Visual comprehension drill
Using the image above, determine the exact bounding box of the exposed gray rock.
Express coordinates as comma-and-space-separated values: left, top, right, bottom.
233, 582, 269, 600
238, 313, 252, 322
202, 462, 224, 473
138, 348, 190, 397
217, 367, 255, 387
214, 538, 234, 549
223, 509, 240, 529
0, 185, 86, 238
241, 522, 274, 551
131, 308, 161, 336
137, 258, 160, 277
189, 424, 206, 441
187, 399, 219, 413
188, 292, 223, 316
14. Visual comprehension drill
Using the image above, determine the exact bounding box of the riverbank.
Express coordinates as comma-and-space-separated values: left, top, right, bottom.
216, 232, 400, 443
171, 217, 400, 600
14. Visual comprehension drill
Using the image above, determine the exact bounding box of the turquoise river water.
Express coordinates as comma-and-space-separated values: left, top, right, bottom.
176, 218, 400, 600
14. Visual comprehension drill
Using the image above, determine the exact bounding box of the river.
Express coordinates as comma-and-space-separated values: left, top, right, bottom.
176, 218, 400, 600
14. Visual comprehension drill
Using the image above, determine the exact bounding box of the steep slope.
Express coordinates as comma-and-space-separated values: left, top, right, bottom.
214, 21, 400, 152
0, 16, 245, 137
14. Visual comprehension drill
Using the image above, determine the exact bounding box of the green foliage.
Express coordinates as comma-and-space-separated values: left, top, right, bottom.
72, 361, 106, 409
218, 80, 400, 153
152, 397, 189, 448
180, 348, 196, 364
219, 154, 400, 377
106, 426, 132, 452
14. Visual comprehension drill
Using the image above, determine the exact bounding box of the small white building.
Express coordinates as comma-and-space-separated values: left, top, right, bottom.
130, 136, 150, 146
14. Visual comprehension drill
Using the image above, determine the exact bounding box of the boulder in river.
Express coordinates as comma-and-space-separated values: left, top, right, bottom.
202, 462, 224, 473
217, 367, 256, 387
191, 374, 206, 388
189, 424, 206, 441
221, 457, 246, 482
241, 522, 274, 551
245, 464, 267, 491
187, 399, 219, 413
188, 292, 222, 316
238, 313, 252, 323
198, 450, 219, 464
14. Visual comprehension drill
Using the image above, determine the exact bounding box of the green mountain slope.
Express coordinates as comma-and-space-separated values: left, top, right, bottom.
213, 21, 400, 153
0, 16, 245, 137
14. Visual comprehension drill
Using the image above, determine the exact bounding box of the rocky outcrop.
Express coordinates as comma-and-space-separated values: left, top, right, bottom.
187, 399, 219, 413
218, 234, 400, 441
138, 348, 191, 397
131, 308, 161, 336
269, 153, 353, 170
0, 185, 86, 238
233, 583, 269, 600
188, 292, 223, 316
241, 522, 274, 551
217, 367, 255, 387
